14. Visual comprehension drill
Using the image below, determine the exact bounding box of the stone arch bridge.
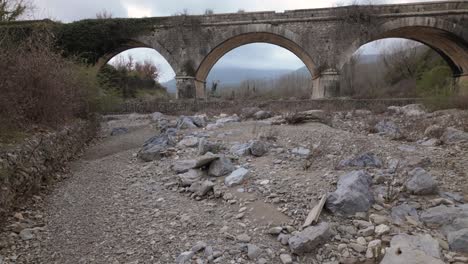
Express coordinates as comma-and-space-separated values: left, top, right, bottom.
12, 1, 468, 99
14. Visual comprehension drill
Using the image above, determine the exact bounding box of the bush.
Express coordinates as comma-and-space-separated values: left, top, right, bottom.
0, 32, 100, 133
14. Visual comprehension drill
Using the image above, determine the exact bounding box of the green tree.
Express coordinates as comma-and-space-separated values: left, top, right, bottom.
0, 0, 27, 22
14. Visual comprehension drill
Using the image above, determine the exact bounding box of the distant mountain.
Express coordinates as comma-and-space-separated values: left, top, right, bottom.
161, 67, 294, 93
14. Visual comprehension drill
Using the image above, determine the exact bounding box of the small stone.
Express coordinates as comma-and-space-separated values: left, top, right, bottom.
176, 251, 194, 264
280, 254, 293, 264
191, 241, 207, 253
247, 244, 262, 259
357, 237, 367, 246
225, 168, 249, 187
19, 229, 34, 240
349, 243, 367, 253
288, 222, 332, 255
370, 214, 389, 225
237, 234, 252, 243
406, 168, 437, 195
268, 226, 283, 235
375, 224, 390, 236
358, 226, 375, 237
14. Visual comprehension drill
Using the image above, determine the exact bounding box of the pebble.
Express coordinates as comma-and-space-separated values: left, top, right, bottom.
280, 254, 293, 264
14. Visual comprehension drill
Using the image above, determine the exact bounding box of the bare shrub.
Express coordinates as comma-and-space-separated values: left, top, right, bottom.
96, 9, 113, 19
0, 31, 97, 131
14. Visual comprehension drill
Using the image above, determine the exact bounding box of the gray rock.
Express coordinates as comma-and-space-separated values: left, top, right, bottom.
172, 155, 219, 174
424, 125, 444, 138
176, 251, 194, 264
254, 110, 272, 120
189, 181, 215, 196
441, 127, 468, 144
247, 244, 262, 259
110, 127, 129, 136
326, 171, 374, 215
225, 168, 249, 187
291, 147, 310, 157
198, 138, 221, 155
280, 254, 293, 264
208, 157, 234, 177
190, 115, 207, 128
178, 169, 204, 187
230, 143, 251, 156
338, 152, 382, 168
236, 233, 251, 243
241, 107, 261, 119
388, 104, 426, 116
448, 228, 468, 253
191, 241, 207, 252
380, 234, 444, 264
442, 218, 468, 236
138, 133, 176, 162
420, 205, 462, 226
249, 140, 268, 157
177, 136, 199, 148
288, 222, 332, 255
406, 168, 437, 195
440, 192, 464, 203
216, 115, 240, 125
177, 116, 198, 129
19, 228, 34, 240
375, 120, 403, 139
151, 112, 164, 121
391, 203, 419, 224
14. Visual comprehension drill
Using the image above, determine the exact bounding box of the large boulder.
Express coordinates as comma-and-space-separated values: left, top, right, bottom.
338, 152, 382, 168
172, 155, 219, 174
326, 170, 374, 215
406, 168, 437, 195
375, 120, 403, 139
225, 168, 249, 187
208, 157, 235, 177
441, 127, 468, 144
137, 133, 176, 162
288, 222, 332, 255
420, 205, 462, 226
380, 234, 444, 264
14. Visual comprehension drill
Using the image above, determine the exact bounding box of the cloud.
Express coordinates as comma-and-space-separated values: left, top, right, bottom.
33, 0, 127, 21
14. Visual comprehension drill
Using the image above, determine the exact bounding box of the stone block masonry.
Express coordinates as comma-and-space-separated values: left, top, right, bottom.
0, 120, 98, 218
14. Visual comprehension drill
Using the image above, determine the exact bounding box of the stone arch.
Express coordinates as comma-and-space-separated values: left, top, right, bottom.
340, 17, 468, 79
94, 38, 176, 72
193, 28, 317, 97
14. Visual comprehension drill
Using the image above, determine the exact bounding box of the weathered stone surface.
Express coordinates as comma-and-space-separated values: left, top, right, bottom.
176, 251, 194, 264
225, 168, 249, 187
424, 124, 444, 138
230, 143, 251, 156
291, 147, 310, 157
249, 140, 268, 157
448, 228, 468, 253
216, 115, 240, 125
246, 244, 262, 259
391, 203, 419, 224
326, 171, 374, 215
288, 222, 332, 255
375, 120, 403, 139
198, 138, 221, 155
110, 127, 129, 136
189, 180, 215, 196
177, 116, 198, 129
420, 205, 462, 226
177, 136, 199, 148
388, 104, 426, 116
151, 112, 164, 121
406, 168, 437, 195
172, 155, 219, 173
190, 115, 207, 128
178, 169, 203, 187
390, 234, 441, 258
338, 152, 382, 168
254, 110, 272, 120
380, 234, 444, 264
441, 127, 468, 144
241, 107, 261, 119
138, 133, 175, 162
208, 157, 234, 177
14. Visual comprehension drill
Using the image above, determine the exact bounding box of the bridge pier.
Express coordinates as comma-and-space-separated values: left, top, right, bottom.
175, 76, 207, 99
456, 74, 468, 96
312, 69, 340, 99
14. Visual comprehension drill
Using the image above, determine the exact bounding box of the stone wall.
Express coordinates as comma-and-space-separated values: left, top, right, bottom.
109, 98, 420, 115
0, 119, 98, 217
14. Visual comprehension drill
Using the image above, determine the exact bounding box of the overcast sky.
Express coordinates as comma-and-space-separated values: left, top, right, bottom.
32, 0, 441, 82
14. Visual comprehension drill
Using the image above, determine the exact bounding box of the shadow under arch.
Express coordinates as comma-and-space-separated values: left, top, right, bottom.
341, 17, 468, 79
194, 32, 317, 97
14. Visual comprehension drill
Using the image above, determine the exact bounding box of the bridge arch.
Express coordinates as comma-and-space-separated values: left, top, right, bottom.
341, 17, 468, 81
94, 38, 176, 72
193, 29, 316, 98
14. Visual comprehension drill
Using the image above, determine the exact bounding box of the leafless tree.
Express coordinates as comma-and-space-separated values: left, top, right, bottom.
0, 0, 30, 22
96, 9, 113, 19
